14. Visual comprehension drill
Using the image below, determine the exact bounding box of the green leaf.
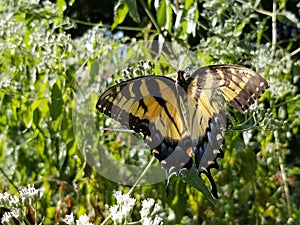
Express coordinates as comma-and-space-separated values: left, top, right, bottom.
36, 131, 45, 157
112, 2, 129, 30
0, 133, 6, 161
278, 10, 300, 28
125, 0, 140, 23
33, 107, 42, 128
56, 0, 66, 15
234, 18, 250, 37
289, 166, 300, 175
184, 0, 194, 10
157, 0, 166, 28
23, 103, 33, 128
166, 4, 173, 32
180, 167, 216, 204
239, 149, 257, 182
50, 79, 63, 122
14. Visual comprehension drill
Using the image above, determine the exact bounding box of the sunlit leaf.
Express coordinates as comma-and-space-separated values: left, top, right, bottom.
112, 2, 129, 30
157, 0, 166, 28
234, 18, 250, 37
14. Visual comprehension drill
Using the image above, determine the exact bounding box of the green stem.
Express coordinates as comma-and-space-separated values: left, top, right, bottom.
127, 156, 156, 196
100, 214, 112, 225
0, 167, 19, 192
138, 0, 162, 34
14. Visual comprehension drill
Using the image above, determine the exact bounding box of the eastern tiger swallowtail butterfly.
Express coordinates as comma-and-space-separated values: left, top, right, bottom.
96, 64, 268, 197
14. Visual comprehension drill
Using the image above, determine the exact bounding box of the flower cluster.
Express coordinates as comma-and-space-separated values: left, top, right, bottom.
0, 185, 165, 224
62, 213, 94, 225
106, 191, 163, 225
19, 184, 39, 197
19, 184, 40, 205
0, 192, 12, 207
0, 191, 22, 217
1, 208, 21, 224
0, 184, 39, 224
140, 199, 163, 225
109, 191, 136, 224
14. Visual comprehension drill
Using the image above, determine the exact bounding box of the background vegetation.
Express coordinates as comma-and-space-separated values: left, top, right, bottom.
0, 0, 300, 224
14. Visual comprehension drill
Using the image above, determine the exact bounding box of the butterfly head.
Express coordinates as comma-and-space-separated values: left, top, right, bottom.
176, 70, 191, 91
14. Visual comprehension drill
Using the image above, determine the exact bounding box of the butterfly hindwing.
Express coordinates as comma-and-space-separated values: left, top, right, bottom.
177, 64, 267, 197
178, 70, 226, 197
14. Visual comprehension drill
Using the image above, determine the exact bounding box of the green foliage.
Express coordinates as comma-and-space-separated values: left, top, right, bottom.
112, 2, 129, 30
0, 0, 300, 224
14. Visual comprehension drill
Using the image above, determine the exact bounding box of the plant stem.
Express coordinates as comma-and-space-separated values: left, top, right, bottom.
127, 156, 156, 196
271, 1, 277, 56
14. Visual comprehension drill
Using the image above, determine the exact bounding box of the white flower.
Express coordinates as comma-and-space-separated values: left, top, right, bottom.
142, 217, 152, 225
19, 184, 39, 205
109, 205, 118, 215
10, 208, 21, 219
151, 203, 161, 216
110, 206, 124, 224
152, 215, 163, 225
0, 192, 10, 204
28, 0, 39, 4
141, 215, 163, 225
140, 199, 155, 219
9, 195, 19, 206
20, 184, 39, 198
140, 199, 163, 225
1, 212, 12, 224
109, 191, 136, 223
76, 214, 93, 225
114, 191, 131, 205
114, 191, 136, 210
62, 213, 75, 225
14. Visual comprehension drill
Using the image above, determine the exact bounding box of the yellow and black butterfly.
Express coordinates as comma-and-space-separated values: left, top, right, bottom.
96, 64, 268, 197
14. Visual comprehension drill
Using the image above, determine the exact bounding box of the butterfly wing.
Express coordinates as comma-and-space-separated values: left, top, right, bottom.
179, 64, 268, 197
178, 70, 226, 197
97, 65, 268, 198
96, 76, 193, 179
191, 65, 268, 112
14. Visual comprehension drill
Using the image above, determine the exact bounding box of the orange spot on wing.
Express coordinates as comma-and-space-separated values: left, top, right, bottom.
185, 147, 193, 156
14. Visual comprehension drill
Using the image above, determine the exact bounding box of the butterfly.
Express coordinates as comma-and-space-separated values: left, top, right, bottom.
96, 64, 268, 197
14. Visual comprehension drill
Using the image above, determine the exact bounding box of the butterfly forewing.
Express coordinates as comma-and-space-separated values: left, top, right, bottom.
96, 76, 193, 178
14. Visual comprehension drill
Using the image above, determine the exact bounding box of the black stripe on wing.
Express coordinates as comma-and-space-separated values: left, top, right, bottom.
190, 65, 268, 112
96, 76, 193, 178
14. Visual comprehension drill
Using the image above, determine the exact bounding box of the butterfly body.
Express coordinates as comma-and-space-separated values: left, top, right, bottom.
96, 64, 268, 197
